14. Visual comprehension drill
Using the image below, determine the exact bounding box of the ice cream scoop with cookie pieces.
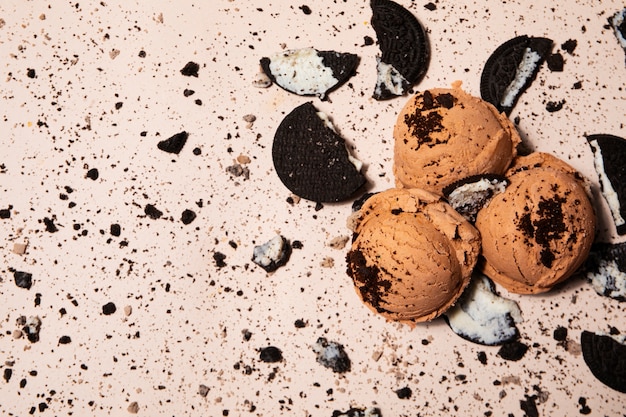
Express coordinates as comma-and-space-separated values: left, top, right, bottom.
393, 83, 521, 195
475, 152, 596, 294
346, 188, 481, 325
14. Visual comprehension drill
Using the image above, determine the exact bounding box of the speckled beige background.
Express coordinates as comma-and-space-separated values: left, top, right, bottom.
1, 1, 625, 416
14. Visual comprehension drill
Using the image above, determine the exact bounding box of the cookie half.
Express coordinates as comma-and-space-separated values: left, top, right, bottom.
585, 242, 626, 301
587, 134, 626, 235
260, 47, 359, 100
444, 274, 522, 346
272, 102, 366, 202
581, 330, 626, 393
370, 0, 429, 100
480, 35, 553, 115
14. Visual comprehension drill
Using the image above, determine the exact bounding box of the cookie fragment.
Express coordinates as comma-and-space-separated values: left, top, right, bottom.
313, 337, 351, 373
444, 274, 523, 345
370, 0, 429, 100
480, 35, 553, 115
585, 242, 626, 301
442, 174, 508, 223
587, 134, 626, 235
609, 8, 626, 65
272, 102, 366, 202
158, 131, 188, 154
580, 330, 626, 393
252, 235, 292, 272
260, 47, 359, 99
332, 408, 382, 417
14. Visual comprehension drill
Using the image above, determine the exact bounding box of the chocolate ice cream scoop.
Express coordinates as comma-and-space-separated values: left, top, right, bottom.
393, 83, 521, 194
346, 188, 481, 325
475, 152, 596, 294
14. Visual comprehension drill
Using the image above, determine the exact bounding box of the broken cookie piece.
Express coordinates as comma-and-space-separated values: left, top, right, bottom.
581, 330, 626, 393
312, 337, 351, 373
272, 102, 366, 202
585, 242, 626, 301
480, 35, 553, 115
252, 235, 292, 272
370, 0, 429, 100
587, 134, 626, 235
444, 274, 523, 345
260, 47, 359, 100
609, 8, 626, 65
442, 174, 508, 223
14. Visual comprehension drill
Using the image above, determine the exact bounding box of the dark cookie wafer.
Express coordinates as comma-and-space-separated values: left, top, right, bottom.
587, 134, 626, 235
260, 48, 359, 100
581, 330, 626, 393
585, 242, 626, 301
480, 35, 553, 115
272, 102, 366, 202
370, 0, 429, 100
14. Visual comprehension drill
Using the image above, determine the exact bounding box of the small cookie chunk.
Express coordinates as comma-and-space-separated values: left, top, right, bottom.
587, 134, 626, 235
272, 102, 366, 202
444, 274, 523, 346
585, 242, 626, 301
480, 35, 553, 115
580, 330, 626, 393
252, 235, 292, 272
609, 8, 626, 65
442, 174, 508, 223
260, 47, 359, 100
370, 0, 429, 100
312, 337, 351, 373
332, 408, 382, 417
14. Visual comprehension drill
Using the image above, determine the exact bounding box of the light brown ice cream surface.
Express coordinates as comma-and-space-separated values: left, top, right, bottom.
346, 188, 481, 324
393, 83, 521, 194
475, 152, 596, 294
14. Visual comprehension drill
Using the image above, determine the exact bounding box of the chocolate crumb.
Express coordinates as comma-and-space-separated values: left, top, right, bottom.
180, 61, 200, 77
181, 209, 197, 225
86, 168, 99, 180
14, 271, 33, 289
497, 341, 528, 361
299, 5, 312, 15
561, 39, 577, 54
259, 346, 283, 363
110, 223, 121, 236
395, 386, 412, 399
157, 131, 188, 154
102, 302, 117, 315
144, 204, 163, 219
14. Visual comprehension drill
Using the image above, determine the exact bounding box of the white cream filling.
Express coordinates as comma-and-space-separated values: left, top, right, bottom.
500, 48, 542, 108
374, 57, 408, 97
316, 111, 363, 172
587, 257, 626, 300
446, 275, 523, 345
611, 9, 626, 49
448, 178, 507, 210
252, 235, 286, 267
268, 47, 338, 96
589, 138, 625, 228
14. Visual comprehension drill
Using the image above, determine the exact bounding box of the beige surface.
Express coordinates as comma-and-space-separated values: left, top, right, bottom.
1, 0, 625, 416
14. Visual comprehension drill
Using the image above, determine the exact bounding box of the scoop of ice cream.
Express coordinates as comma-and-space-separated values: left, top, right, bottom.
346, 188, 481, 325
393, 83, 521, 194
475, 152, 596, 294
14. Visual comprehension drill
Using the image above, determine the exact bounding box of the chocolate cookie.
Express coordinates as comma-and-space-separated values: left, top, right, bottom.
444, 274, 522, 346
581, 330, 626, 393
272, 102, 366, 202
587, 134, 626, 235
370, 0, 429, 100
585, 242, 626, 301
480, 35, 553, 115
260, 47, 359, 100
442, 174, 509, 223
